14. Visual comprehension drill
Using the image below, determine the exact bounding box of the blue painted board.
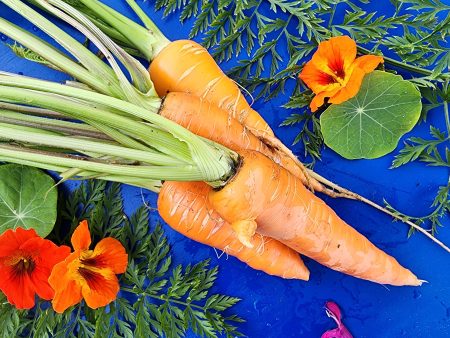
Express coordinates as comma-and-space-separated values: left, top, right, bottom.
0, 1, 449, 337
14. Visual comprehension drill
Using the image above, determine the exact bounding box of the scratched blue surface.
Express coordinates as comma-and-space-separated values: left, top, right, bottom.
0, 1, 449, 337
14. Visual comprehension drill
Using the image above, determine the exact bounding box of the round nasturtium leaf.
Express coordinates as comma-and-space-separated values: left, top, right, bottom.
0, 164, 57, 237
320, 71, 422, 159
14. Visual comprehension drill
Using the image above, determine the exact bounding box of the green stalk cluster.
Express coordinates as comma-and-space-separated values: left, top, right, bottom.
0, 74, 237, 188
0, 0, 238, 189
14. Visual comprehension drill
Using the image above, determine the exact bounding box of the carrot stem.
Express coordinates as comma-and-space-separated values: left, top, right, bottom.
0, 112, 110, 140
0, 153, 161, 192
0, 122, 184, 166
0, 104, 150, 150
1, 0, 124, 94
5, 0, 157, 110
0, 18, 122, 97
0, 102, 67, 119
41, 0, 155, 97
0, 84, 187, 159
306, 169, 450, 253
26, 0, 141, 55
124, 0, 154, 30
0, 143, 208, 181
76, 0, 169, 59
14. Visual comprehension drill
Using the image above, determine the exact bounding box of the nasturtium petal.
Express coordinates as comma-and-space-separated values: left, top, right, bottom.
0, 165, 57, 237
320, 71, 422, 159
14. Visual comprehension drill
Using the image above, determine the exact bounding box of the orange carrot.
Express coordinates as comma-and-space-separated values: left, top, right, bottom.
158, 92, 313, 280
150, 40, 274, 138
208, 150, 421, 286
149, 41, 316, 179
160, 92, 323, 192
158, 181, 310, 280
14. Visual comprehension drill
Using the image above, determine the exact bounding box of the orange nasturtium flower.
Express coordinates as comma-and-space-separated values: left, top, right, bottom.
0, 228, 70, 309
299, 35, 384, 112
49, 220, 128, 313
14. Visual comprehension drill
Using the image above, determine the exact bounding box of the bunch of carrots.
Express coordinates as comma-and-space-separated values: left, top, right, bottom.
0, 0, 422, 286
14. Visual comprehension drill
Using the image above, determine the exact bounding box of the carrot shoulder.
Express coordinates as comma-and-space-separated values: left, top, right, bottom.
158, 181, 310, 280
208, 150, 421, 286
150, 40, 274, 138
159, 92, 323, 192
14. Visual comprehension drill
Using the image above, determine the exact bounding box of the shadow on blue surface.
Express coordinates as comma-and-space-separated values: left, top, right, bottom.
0, 1, 449, 337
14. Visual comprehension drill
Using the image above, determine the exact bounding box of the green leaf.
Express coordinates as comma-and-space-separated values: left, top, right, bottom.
205, 294, 240, 311
0, 164, 57, 236
0, 294, 22, 338
320, 71, 422, 159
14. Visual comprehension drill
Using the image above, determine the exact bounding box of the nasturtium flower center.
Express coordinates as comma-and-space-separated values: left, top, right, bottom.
79, 250, 109, 269
75, 250, 113, 291
328, 58, 346, 80
11, 256, 36, 276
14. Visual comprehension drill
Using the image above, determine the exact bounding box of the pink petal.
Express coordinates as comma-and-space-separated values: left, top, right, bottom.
321, 302, 353, 338
325, 301, 342, 325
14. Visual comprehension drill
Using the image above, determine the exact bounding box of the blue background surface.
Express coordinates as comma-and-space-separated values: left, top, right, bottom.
0, 1, 449, 337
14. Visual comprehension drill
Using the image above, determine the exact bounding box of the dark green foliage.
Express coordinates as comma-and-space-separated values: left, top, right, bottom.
1, 181, 244, 337
281, 92, 323, 164
385, 183, 450, 236
392, 126, 449, 169
388, 81, 450, 233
